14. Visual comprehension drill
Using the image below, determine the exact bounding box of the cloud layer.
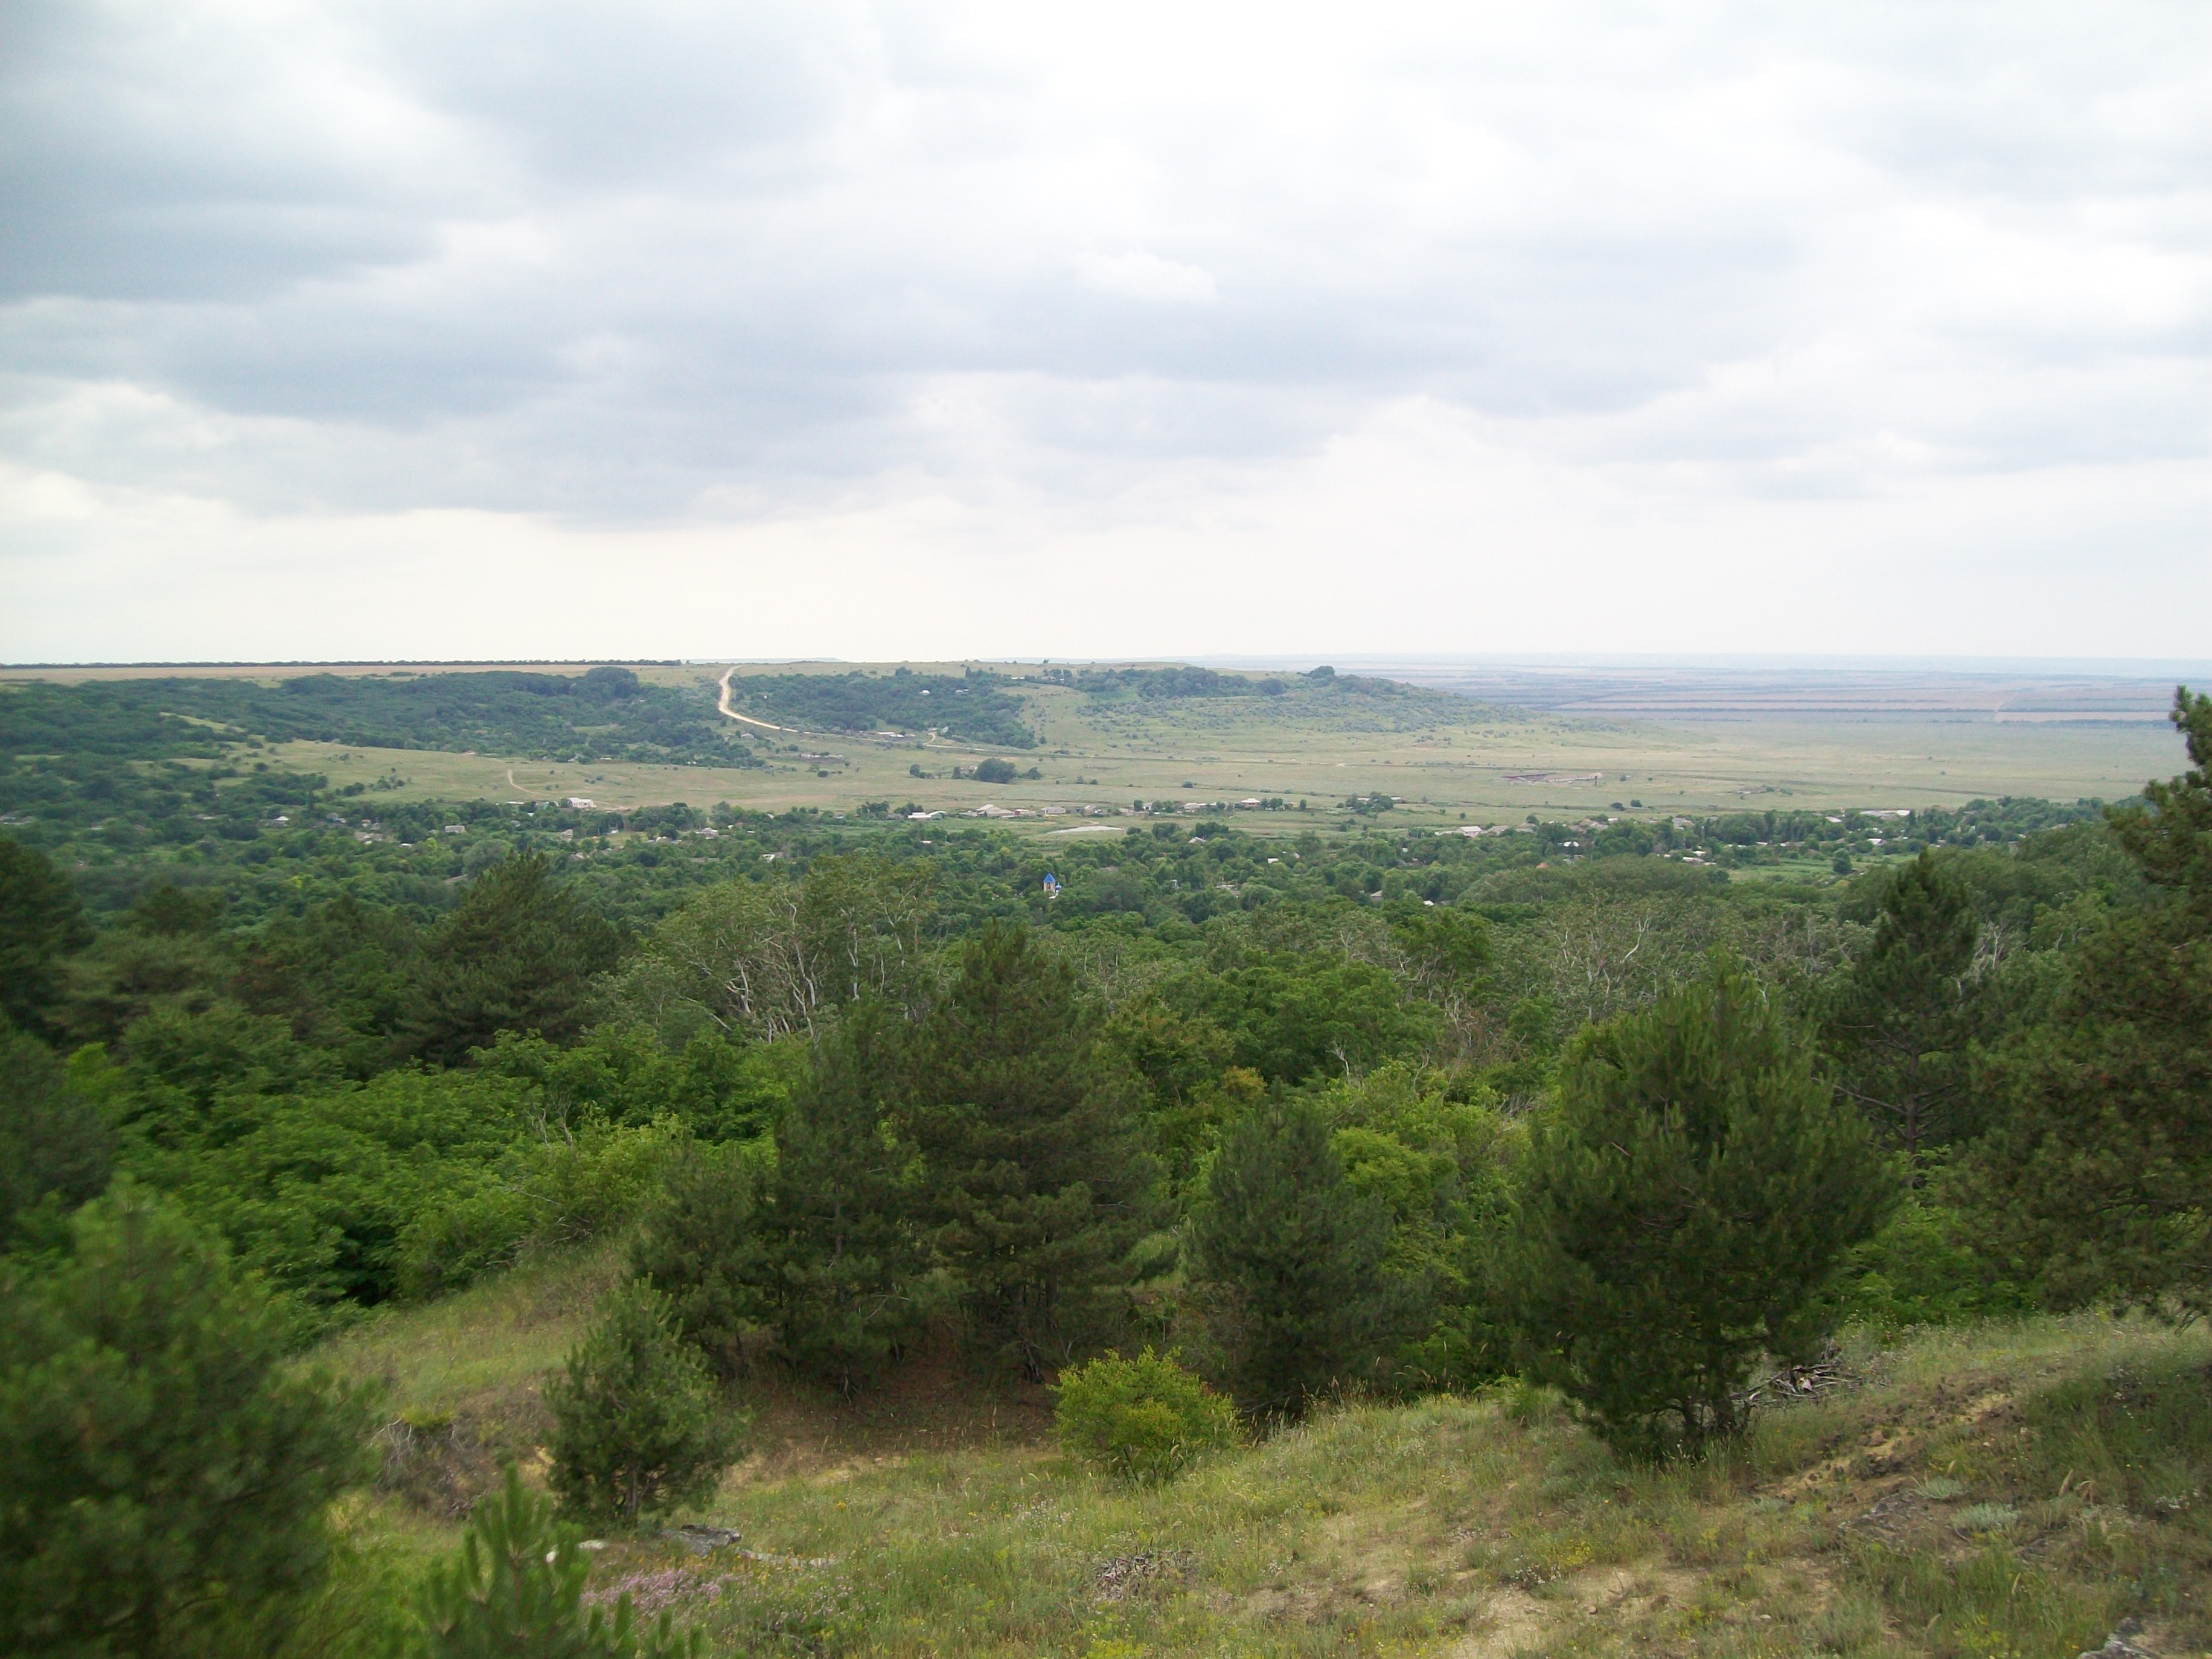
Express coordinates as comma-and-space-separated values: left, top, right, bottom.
3, 1, 2208, 659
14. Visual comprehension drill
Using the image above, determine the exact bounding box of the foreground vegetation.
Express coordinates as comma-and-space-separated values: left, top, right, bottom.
339, 1260, 2212, 1659
1, 673, 2207, 1655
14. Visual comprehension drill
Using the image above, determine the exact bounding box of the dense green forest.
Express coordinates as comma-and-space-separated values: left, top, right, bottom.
0, 666, 761, 770
718, 668, 1036, 747
1, 680, 2205, 1656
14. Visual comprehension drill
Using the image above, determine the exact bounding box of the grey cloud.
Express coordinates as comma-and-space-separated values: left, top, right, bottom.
2, 0, 2207, 520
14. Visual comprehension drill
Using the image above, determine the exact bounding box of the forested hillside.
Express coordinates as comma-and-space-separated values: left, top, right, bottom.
1, 684, 2206, 1657
0, 665, 760, 769
719, 668, 1037, 747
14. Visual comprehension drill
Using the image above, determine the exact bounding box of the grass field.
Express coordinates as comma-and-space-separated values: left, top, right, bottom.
331, 1248, 2212, 1658
212, 661, 2188, 834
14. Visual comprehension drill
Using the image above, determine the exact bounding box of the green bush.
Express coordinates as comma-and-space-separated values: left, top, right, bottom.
1830, 1196, 2034, 1333
139, 1067, 531, 1308
398, 1113, 692, 1302
1053, 1349, 1241, 1483
508, 1113, 691, 1251
397, 1466, 702, 1658
547, 1281, 746, 1525
394, 1183, 538, 1302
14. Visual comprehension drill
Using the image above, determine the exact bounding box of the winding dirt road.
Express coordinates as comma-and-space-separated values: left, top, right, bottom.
717, 667, 791, 732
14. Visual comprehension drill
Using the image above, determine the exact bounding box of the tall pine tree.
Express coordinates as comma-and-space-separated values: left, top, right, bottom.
0, 834, 91, 1042
0, 1186, 375, 1655
1821, 851, 1983, 1169
1958, 688, 2212, 1314
629, 1141, 775, 1381
906, 924, 1157, 1379
1188, 1096, 1413, 1418
767, 1000, 938, 1391
403, 855, 624, 1064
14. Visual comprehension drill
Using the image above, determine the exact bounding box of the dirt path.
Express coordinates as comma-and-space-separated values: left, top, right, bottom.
718, 667, 791, 732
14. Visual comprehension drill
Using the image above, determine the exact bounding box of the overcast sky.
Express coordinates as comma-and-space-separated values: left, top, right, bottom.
3, 1, 2207, 663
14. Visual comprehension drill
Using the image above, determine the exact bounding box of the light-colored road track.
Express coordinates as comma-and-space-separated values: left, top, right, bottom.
718, 667, 791, 732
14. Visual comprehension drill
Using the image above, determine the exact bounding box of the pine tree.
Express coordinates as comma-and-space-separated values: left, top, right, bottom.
628, 1142, 776, 1381
1187, 1096, 1414, 1418
0, 834, 91, 1041
906, 923, 1159, 1379
1820, 851, 1983, 1168
0, 1184, 376, 1655
547, 1282, 745, 1525
400, 1466, 702, 1658
403, 855, 624, 1064
1503, 959, 1890, 1455
1957, 688, 2212, 1314
767, 1000, 938, 1391
0, 1024, 113, 1249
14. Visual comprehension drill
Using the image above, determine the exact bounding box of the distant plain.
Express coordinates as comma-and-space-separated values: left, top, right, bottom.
6, 658, 2188, 829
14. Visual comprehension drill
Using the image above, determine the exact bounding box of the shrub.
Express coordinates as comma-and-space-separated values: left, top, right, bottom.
0, 1184, 377, 1655
1053, 1349, 1241, 1482
1829, 1196, 2034, 1334
395, 1183, 539, 1302
1501, 957, 1890, 1456
397, 1466, 702, 1658
548, 1281, 746, 1524
399, 1113, 691, 1301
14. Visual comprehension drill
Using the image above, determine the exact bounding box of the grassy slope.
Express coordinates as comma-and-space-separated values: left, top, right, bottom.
330, 1254, 2212, 1658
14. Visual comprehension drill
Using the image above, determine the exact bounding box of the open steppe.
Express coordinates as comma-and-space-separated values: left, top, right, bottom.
122, 659, 2196, 827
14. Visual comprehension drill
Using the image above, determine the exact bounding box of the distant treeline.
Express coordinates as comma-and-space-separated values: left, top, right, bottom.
1054, 663, 1411, 700
0, 667, 759, 768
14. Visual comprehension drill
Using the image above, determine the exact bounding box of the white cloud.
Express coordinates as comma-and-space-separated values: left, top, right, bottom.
1070, 251, 1219, 305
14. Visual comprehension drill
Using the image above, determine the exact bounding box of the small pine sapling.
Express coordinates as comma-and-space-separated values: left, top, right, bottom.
400, 1466, 702, 1658
547, 1282, 746, 1525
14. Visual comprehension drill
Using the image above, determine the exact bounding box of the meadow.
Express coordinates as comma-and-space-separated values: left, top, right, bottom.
332, 1244, 2212, 1659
